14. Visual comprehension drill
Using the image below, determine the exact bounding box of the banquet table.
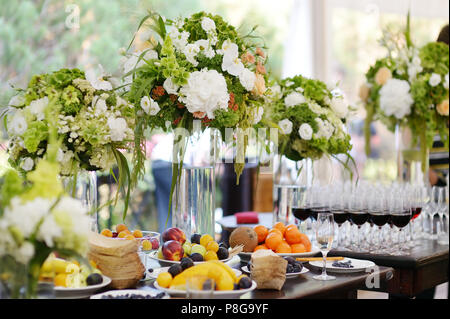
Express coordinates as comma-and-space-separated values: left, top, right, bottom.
137, 256, 394, 299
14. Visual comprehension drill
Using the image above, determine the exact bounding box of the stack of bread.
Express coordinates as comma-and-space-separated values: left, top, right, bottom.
88, 231, 145, 289
250, 249, 287, 290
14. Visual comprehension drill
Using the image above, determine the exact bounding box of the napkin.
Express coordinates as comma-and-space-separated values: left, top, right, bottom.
235, 211, 259, 224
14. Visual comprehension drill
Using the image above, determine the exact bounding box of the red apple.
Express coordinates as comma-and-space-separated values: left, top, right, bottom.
150, 237, 159, 250
162, 227, 186, 244
162, 240, 184, 261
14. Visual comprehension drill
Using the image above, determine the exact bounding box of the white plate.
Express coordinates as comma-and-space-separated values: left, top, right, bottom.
148, 267, 242, 279
53, 275, 112, 299
308, 257, 376, 273
90, 289, 170, 299
240, 265, 309, 278
153, 280, 257, 299
238, 247, 320, 263
148, 250, 233, 266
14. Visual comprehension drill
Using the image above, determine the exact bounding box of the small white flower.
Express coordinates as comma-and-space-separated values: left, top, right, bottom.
252, 107, 264, 125
140, 96, 160, 115
16, 242, 35, 264
284, 92, 306, 107
20, 157, 34, 171
85, 66, 112, 91
239, 68, 256, 91
28, 96, 49, 121
163, 77, 179, 95
92, 96, 108, 116
298, 123, 313, 140
429, 73, 442, 87
195, 39, 215, 58
314, 118, 334, 139
168, 28, 190, 52
329, 96, 349, 118
444, 73, 449, 90
183, 43, 200, 66
278, 119, 293, 135
379, 79, 413, 119
8, 95, 26, 107
8, 110, 27, 136
201, 17, 216, 33
107, 117, 129, 141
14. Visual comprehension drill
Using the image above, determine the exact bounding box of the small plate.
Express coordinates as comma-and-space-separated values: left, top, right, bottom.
148, 267, 242, 279
153, 280, 257, 299
237, 247, 320, 263
240, 265, 309, 278
53, 275, 112, 299
148, 250, 233, 267
308, 257, 376, 273
91, 289, 170, 299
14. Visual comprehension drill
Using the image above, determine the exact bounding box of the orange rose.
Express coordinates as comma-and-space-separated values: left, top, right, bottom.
252, 73, 266, 96
375, 67, 392, 86
256, 62, 266, 75
241, 51, 255, 64
359, 84, 370, 102
436, 99, 449, 116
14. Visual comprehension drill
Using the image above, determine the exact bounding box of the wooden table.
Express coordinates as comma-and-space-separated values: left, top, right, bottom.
141, 256, 394, 299
328, 239, 449, 297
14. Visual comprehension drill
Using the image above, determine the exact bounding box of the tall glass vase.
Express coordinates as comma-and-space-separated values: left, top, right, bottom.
395, 125, 429, 186
272, 156, 313, 225
62, 170, 98, 232
171, 120, 219, 240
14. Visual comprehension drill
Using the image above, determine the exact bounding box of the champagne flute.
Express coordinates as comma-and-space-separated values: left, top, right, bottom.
313, 212, 336, 281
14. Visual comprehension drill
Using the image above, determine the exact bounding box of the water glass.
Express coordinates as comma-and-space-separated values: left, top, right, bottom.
186, 276, 215, 299
313, 212, 335, 281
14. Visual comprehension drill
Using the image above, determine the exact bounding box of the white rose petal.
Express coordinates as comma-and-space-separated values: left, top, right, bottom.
239, 68, 256, 91
201, 17, 216, 33
429, 73, 442, 87
298, 123, 313, 140
107, 117, 129, 141
284, 92, 306, 107
163, 77, 179, 95
8, 95, 26, 107
330, 96, 349, 118
379, 79, 413, 119
20, 157, 34, 171
278, 119, 293, 135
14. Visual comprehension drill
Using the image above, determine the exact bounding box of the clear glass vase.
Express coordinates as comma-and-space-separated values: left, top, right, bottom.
0, 255, 28, 299
395, 125, 429, 186
62, 170, 98, 232
171, 120, 219, 240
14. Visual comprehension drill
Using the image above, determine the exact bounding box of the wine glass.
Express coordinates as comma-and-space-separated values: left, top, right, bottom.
368, 189, 389, 254
348, 190, 369, 252
291, 187, 309, 233
330, 190, 348, 250
389, 190, 411, 256
435, 187, 448, 245
313, 212, 336, 281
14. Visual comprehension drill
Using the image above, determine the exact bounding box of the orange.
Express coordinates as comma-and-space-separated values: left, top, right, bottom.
116, 224, 128, 234
285, 224, 298, 232
253, 225, 269, 244
272, 222, 286, 236
125, 234, 136, 240
265, 232, 283, 251
268, 228, 283, 237
100, 229, 113, 237
118, 230, 131, 238
133, 229, 143, 238
275, 242, 292, 254
254, 244, 269, 252
285, 227, 302, 245
299, 233, 311, 251
290, 243, 306, 253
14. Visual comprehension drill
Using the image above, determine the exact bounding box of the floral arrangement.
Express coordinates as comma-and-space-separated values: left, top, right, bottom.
266, 75, 353, 164
121, 11, 269, 181
360, 15, 449, 171
0, 154, 91, 298
4, 68, 137, 216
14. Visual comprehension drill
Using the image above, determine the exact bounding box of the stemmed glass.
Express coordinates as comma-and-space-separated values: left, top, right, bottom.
368, 189, 389, 254
410, 185, 427, 242
329, 190, 349, 250
313, 212, 336, 281
348, 190, 369, 252
389, 190, 411, 255
434, 186, 448, 245
291, 187, 309, 233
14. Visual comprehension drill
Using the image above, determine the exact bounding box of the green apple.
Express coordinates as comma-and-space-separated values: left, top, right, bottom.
190, 244, 206, 257
182, 242, 192, 256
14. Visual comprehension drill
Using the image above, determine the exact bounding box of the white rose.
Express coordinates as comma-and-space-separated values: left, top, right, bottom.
8, 95, 25, 107
284, 91, 306, 107
20, 157, 34, 171
107, 117, 129, 141
252, 106, 264, 125
195, 39, 215, 58
8, 110, 27, 136
429, 73, 442, 87
183, 43, 200, 66
298, 123, 313, 140
314, 118, 334, 139
179, 69, 229, 119
278, 119, 293, 135
444, 73, 449, 90
163, 77, 179, 95
239, 68, 256, 91
329, 96, 349, 118
28, 96, 48, 121
379, 79, 413, 119
201, 17, 216, 33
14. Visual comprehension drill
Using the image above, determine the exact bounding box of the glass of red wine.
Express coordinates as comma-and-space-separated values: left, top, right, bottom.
291, 187, 309, 232
388, 190, 411, 256
329, 190, 349, 250
348, 189, 369, 253
368, 189, 389, 254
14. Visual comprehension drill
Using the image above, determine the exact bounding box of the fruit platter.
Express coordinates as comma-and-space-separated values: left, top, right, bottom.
153, 260, 256, 298
148, 227, 236, 266
39, 254, 112, 299
229, 222, 320, 263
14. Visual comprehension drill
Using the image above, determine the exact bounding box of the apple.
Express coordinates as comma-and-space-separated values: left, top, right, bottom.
162, 227, 186, 244
162, 240, 184, 261
150, 237, 159, 250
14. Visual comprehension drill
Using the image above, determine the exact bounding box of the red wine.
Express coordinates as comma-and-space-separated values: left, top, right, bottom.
369, 212, 390, 227
332, 211, 349, 225
391, 212, 411, 228
411, 207, 422, 220
292, 207, 311, 221
349, 211, 369, 226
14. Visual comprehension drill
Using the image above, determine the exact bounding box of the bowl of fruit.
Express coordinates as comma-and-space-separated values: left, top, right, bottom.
230, 222, 320, 264
100, 224, 160, 252
153, 260, 256, 298
148, 227, 233, 266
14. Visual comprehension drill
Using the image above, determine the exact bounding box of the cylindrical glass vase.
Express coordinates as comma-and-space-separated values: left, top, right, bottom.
171, 121, 219, 240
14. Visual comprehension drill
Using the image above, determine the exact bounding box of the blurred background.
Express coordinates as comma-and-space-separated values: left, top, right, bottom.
1, 0, 449, 232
